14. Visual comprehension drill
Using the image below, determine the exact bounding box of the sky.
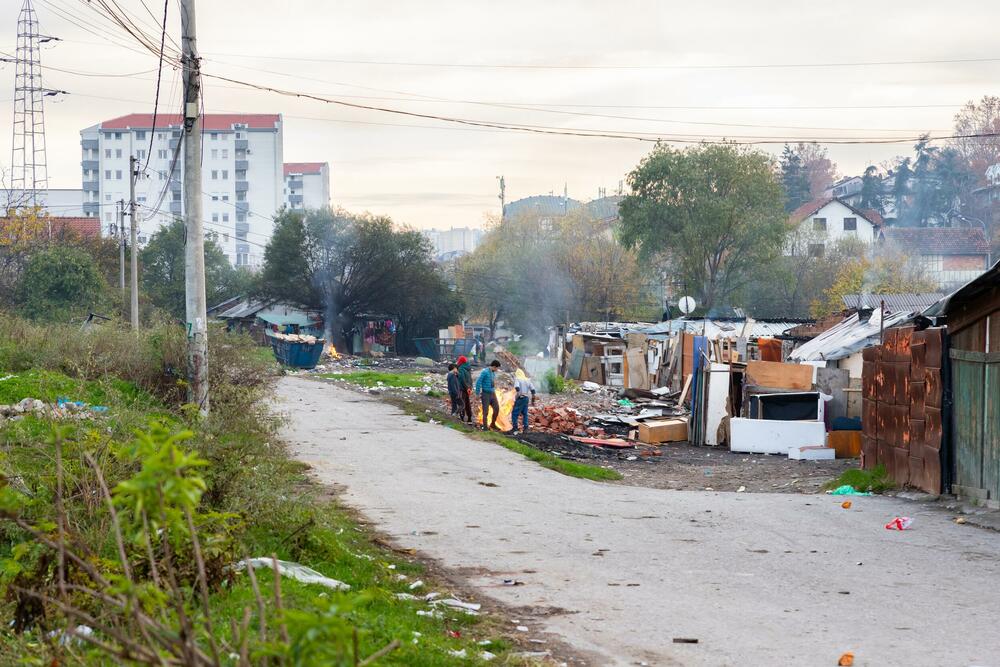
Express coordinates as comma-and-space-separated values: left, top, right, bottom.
2, 0, 1000, 229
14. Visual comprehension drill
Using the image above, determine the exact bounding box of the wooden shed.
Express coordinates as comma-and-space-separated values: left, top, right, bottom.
926, 260, 1000, 507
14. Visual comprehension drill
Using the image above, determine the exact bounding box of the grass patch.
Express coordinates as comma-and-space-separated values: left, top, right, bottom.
319, 370, 429, 389
824, 464, 895, 494
391, 399, 621, 482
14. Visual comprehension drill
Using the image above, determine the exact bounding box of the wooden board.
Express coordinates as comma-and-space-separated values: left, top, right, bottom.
745, 360, 813, 391
625, 347, 649, 390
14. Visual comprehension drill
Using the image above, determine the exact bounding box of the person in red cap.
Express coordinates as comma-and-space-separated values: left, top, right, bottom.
456, 355, 473, 423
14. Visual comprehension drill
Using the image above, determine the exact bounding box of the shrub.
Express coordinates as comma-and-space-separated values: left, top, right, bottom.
542, 369, 566, 394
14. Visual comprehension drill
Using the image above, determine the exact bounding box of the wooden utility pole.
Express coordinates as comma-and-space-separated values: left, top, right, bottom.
181, 0, 209, 414
129, 156, 139, 330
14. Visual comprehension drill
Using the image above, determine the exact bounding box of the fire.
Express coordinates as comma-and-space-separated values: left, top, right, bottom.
326, 342, 340, 360
475, 389, 516, 431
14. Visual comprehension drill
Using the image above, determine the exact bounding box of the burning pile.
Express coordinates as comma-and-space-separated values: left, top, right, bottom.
529, 405, 603, 437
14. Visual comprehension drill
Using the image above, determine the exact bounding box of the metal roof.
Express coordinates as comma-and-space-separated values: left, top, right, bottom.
216, 299, 268, 319
789, 310, 916, 362
842, 293, 943, 312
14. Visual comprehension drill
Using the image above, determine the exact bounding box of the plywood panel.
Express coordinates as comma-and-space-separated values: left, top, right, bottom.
745, 361, 813, 391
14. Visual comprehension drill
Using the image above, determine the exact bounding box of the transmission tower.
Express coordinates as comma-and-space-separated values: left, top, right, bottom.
10, 0, 59, 208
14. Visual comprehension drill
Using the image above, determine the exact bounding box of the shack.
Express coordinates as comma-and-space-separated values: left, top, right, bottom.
925, 259, 1000, 506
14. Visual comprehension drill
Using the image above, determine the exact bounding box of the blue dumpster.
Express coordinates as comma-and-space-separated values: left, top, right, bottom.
270, 337, 326, 369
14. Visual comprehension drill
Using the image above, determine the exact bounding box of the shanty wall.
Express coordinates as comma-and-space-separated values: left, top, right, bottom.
861, 326, 945, 493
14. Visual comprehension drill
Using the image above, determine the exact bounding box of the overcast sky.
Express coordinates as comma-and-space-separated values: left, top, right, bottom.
3, 0, 999, 228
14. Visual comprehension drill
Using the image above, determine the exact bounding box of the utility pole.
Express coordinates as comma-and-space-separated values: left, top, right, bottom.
181, 0, 209, 414
117, 199, 125, 292
129, 155, 139, 330
497, 175, 505, 223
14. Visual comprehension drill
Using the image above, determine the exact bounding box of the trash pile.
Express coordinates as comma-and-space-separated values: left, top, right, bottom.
271, 332, 321, 344
529, 405, 593, 436
0, 397, 109, 422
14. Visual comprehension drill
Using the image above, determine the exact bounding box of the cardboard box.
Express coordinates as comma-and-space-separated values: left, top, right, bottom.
829, 431, 862, 459
789, 445, 836, 461
745, 360, 813, 391
638, 418, 688, 444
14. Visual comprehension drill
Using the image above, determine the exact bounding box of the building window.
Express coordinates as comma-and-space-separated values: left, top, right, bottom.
211, 149, 218, 159
211, 170, 218, 180
104, 170, 112, 179
222, 170, 229, 180
137, 195, 146, 203
113, 132, 122, 140
105, 212, 111, 222
104, 193, 111, 201
211, 133, 218, 140
843, 217, 857, 231
212, 213, 219, 222
116, 149, 123, 158
222, 213, 229, 222
157, 132, 164, 140
136, 149, 147, 159
222, 149, 229, 158
813, 217, 827, 231
222, 195, 229, 201
105, 149, 112, 158
235, 132, 243, 139
223, 233, 229, 244
236, 193, 246, 202
211, 194, 218, 201
116, 170, 123, 180
136, 131, 146, 140
808, 243, 825, 258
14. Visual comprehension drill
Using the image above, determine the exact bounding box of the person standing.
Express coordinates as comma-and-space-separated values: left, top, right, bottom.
456, 355, 474, 423
446, 363, 462, 417
475, 360, 502, 430
510, 368, 536, 435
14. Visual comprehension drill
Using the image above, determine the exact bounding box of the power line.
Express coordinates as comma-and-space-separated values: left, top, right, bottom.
201, 50, 1000, 71
141, 0, 169, 173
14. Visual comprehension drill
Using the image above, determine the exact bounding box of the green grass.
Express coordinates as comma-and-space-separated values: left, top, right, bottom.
319, 370, 430, 389
824, 464, 896, 494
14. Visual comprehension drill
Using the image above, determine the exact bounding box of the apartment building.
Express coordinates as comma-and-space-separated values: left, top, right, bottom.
80, 113, 283, 267
283, 162, 331, 211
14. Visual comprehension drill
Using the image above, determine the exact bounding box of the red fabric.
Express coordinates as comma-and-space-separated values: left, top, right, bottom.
457, 356, 468, 365
758, 338, 783, 362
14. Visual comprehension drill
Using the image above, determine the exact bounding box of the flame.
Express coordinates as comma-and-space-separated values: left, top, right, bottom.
475, 389, 517, 431
326, 342, 340, 360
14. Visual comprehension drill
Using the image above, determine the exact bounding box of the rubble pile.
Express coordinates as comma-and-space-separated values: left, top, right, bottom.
0, 397, 108, 422
529, 405, 605, 437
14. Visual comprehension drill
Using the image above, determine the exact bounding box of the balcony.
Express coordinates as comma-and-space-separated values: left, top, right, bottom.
235, 139, 248, 151
288, 194, 303, 205
236, 243, 250, 255
82, 180, 99, 192
235, 201, 249, 215
170, 179, 182, 192
83, 202, 100, 215
169, 137, 181, 150
235, 159, 248, 171
235, 180, 249, 193
287, 179, 303, 190
81, 159, 99, 171
169, 201, 183, 215
81, 139, 99, 151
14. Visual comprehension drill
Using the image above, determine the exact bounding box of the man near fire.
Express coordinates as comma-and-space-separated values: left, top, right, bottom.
475, 359, 502, 430
510, 368, 537, 435
456, 355, 474, 424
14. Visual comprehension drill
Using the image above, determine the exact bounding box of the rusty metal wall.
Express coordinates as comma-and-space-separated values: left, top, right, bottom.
861, 326, 944, 493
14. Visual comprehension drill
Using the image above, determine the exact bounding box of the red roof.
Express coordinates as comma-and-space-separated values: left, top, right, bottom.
100, 113, 280, 131
881, 227, 991, 256
284, 162, 326, 176
787, 196, 883, 227
51, 216, 101, 238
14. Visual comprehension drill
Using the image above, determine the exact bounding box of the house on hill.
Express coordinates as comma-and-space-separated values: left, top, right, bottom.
879, 227, 991, 291
786, 197, 883, 257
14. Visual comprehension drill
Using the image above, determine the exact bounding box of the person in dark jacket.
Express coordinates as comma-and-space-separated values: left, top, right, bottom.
456, 356, 474, 423
475, 359, 502, 430
446, 363, 461, 416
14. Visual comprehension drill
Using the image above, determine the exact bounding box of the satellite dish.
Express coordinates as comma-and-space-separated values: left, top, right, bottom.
678, 296, 697, 315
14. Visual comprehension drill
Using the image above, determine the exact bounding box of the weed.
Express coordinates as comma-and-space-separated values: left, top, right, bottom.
824, 464, 895, 494
542, 369, 566, 394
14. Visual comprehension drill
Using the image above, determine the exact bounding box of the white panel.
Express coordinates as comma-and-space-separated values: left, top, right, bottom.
730, 418, 826, 455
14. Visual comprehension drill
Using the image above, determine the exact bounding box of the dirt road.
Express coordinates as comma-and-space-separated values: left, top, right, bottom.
277, 376, 1000, 666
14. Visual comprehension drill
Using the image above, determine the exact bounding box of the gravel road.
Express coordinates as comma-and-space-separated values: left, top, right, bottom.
277, 375, 1000, 666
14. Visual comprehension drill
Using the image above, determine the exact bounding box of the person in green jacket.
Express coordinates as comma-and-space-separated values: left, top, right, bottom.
475, 360, 502, 430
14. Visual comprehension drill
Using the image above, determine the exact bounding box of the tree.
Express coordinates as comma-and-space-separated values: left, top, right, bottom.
140, 219, 243, 319
952, 95, 1000, 180
257, 208, 458, 348
618, 143, 788, 311
795, 142, 838, 198
15, 245, 105, 321
858, 166, 885, 214
780, 144, 811, 212
810, 250, 935, 318
0, 206, 50, 307
892, 158, 913, 224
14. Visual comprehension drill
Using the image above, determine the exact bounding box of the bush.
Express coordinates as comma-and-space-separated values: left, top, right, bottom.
15, 246, 105, 321
543, 369, 566, 394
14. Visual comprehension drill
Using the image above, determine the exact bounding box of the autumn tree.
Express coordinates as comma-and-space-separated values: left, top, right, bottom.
810, 249, 935, 318
795, 142, 838, 198
618, 142, 788, 311
952, 95, 1000, 181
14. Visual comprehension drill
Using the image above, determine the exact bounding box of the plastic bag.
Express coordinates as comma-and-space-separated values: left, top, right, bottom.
827, 485, 873, 496
884, 516, 913, 531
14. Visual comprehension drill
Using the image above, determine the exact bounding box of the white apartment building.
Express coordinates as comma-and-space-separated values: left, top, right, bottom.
80, 113, 283, 267
422, 227, 485, 258
283, 162, 330, 210
2, 188, 86, 217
